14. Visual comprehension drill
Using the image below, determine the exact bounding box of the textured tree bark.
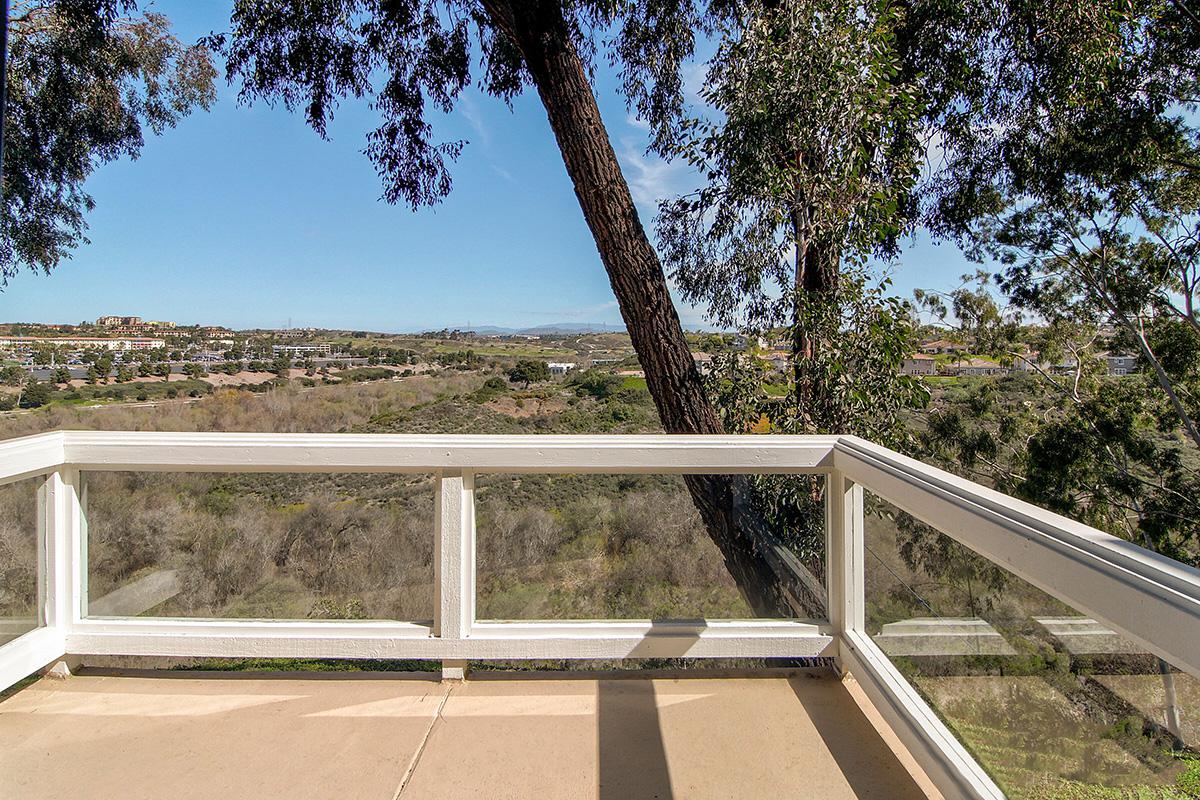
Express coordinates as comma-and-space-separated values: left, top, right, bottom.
480, 0, 799, 618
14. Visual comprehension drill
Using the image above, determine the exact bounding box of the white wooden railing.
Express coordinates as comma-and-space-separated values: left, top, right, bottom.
2, 430, 1199, 800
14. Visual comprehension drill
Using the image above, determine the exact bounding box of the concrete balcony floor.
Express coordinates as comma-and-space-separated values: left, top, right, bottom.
0, 667, 934, 799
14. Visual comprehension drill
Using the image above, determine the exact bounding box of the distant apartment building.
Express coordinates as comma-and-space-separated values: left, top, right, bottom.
901, 354, 938, 376
1012, 350, 1136, 376
106, 325, 166, 338
547, 362, 577, 377
0, 336, 165, 353
97, 316, 175, 335
198, 326, 234, 338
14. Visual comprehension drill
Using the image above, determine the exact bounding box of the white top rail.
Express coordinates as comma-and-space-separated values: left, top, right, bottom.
47, 431, 840, 474
0, 431, 63, 486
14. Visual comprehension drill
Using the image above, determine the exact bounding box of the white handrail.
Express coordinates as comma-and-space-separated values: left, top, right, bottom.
59, 430, 839, 473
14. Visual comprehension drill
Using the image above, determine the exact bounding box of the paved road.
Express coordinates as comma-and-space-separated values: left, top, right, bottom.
25, 357, 371, 381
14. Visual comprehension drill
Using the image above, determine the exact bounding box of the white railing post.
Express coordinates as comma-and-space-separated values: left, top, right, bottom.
434, 469, 475, 679
826, 469, 864, 669
40, 468, 84, 673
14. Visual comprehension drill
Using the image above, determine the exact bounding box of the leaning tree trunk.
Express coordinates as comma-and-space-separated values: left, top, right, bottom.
481, 0, 800, 618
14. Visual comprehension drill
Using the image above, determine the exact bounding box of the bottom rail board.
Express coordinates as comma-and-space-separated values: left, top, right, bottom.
840, 630, 1003, 800
65, 623, 835, 661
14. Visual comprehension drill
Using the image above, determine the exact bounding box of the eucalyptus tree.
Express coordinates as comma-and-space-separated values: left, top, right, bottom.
658, 0, 924, 412
911, 0, 1200, 605
1, 0, 216, 280
918, 264, 1200, 746
213, 0, 814, 614
911, 0, 1200, 450
651, 0, 930, 574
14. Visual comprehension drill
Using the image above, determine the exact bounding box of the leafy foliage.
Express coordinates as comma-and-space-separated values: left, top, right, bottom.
214, 0, 735, 210
914, 0, 1200, 242
708, 272, 927, 442
506, 359, 550, 388
659, 0, 924, 333
2, 1, 216, 279
705, 271, 928, 565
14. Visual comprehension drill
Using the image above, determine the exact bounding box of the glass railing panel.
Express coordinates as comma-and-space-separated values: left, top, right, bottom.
474, 472, 826, 621
83, 471, 435, 622
863, 490, 1194, 798
0, 476, 43, 647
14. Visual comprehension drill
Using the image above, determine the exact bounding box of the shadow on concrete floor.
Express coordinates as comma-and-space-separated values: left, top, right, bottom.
789, 676, 928, 799
598, 678, 673, 799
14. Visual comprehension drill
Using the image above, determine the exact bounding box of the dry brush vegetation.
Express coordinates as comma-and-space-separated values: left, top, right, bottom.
1, 375, 748, 627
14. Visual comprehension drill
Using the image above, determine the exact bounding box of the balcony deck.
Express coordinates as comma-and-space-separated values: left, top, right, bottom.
0, 667, 933, 800
2, 431, 1199, 799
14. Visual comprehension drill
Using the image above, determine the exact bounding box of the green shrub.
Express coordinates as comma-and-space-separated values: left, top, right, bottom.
568, 369, 622, 400
339, 367, 392, 383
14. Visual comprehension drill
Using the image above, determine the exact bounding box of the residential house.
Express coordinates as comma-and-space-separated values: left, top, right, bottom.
1103, 353, 1138, 376
733, 334, 768, 351
901, 354, 938, 376
946, 357, 1008, 377
919, 339, 968, 355
762, 350, 790, 372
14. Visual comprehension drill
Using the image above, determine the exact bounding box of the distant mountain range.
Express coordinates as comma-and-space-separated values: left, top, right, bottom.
437, 323, 627, 336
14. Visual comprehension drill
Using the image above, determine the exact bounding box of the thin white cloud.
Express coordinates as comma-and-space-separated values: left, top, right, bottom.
681, 60, 710, 106
458, 94, 492, 149
460, 92, 517, 185
625, 114, 651, 132
616, 138, 697, 214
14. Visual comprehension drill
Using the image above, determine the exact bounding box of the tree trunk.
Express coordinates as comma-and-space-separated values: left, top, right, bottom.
789, 199, 837, 424
481, 0, 799, 618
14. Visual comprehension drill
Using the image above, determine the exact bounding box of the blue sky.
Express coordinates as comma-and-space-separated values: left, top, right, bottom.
0, 1, 976, 332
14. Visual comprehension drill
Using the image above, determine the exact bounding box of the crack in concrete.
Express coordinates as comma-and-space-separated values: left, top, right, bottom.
391, 683, 454, 799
